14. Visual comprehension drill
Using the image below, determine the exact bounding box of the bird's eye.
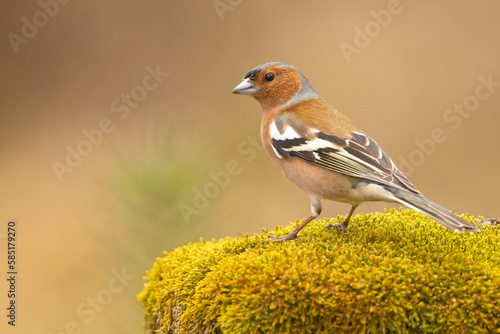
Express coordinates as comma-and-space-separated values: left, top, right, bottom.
265, 72, 275, 82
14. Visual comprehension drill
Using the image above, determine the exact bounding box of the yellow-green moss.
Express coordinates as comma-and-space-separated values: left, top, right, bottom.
138, 209, 500, 334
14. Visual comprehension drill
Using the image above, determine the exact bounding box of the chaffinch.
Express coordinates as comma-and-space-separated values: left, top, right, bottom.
232, 62, 480, 241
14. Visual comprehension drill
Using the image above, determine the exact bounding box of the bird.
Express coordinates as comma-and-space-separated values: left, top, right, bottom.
232, 62, 480, 241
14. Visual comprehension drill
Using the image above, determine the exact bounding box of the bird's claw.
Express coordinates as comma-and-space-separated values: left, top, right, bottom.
477, 218, 499, 227
325, 221, 349, 234
266, 233, 300, 243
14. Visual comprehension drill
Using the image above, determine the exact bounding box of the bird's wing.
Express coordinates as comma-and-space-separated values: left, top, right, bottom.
270, 114, 420, 194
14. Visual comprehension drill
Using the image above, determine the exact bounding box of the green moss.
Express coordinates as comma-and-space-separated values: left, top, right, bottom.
138, 209, 500, 333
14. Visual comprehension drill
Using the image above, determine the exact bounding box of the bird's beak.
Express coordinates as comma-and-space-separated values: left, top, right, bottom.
232, 78, 259, 94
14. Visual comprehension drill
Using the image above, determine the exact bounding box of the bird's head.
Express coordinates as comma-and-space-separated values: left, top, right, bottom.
232, 62, 320, 110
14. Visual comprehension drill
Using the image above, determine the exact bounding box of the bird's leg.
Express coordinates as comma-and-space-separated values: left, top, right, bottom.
266, 215, 315, 242
325, 205, 358, 233
267, 197, 321, 242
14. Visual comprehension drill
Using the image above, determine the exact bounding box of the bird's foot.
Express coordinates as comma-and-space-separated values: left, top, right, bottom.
477, 217, 499, 227
325, 219, 349, 234
266, 232, 300, 243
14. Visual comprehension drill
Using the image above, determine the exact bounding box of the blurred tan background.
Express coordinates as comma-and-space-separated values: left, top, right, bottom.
1, 0, 499, 333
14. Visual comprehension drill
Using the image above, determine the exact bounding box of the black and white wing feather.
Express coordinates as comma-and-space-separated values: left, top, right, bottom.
270, 116, 419, 194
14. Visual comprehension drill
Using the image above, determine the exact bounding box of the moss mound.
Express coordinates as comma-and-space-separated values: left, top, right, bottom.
138, 209, 500, 333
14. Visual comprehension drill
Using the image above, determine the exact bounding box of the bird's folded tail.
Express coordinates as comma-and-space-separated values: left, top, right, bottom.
392, 192, 480, 232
